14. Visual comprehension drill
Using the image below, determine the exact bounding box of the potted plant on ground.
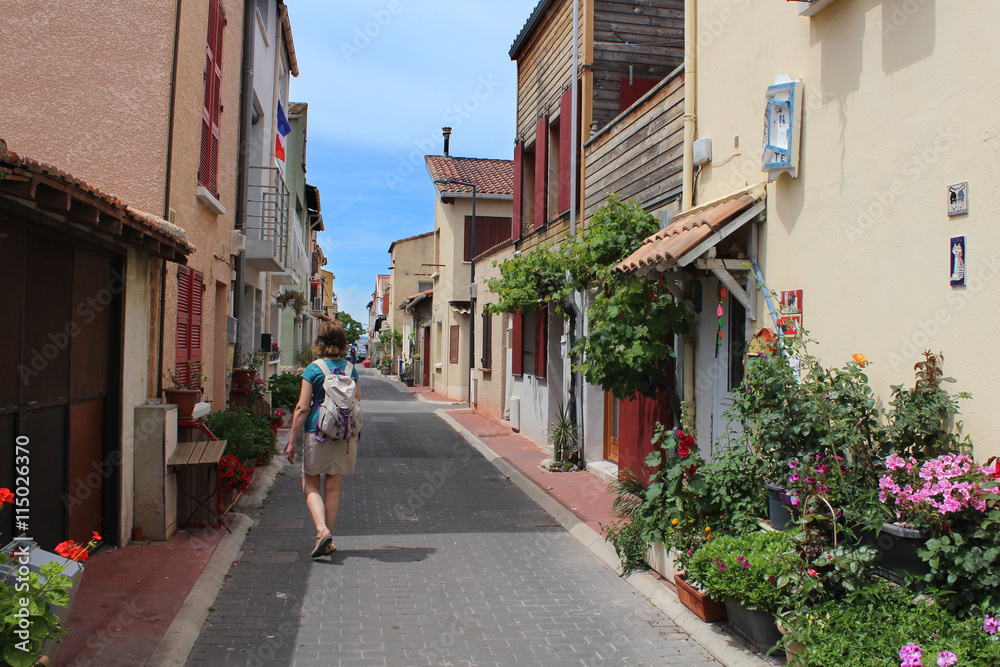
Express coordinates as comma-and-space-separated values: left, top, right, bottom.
0, 488, 100, 667
232, 349, 266, 390
204, 410, 276, 466
686, 531, 797, 650
218, 454, 253, 510
545, 403, 579, 470
163, 361, 205, 421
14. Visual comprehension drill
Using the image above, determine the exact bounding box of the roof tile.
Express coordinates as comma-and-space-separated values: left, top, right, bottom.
425, 156, 514, 197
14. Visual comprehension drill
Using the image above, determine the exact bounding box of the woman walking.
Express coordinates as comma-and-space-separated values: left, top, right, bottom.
285, 320, 360, 558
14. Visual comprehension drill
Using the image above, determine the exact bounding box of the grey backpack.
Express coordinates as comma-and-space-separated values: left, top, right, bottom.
313, 360, 362, 441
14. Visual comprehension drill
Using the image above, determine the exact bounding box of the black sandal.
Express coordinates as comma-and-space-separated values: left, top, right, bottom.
311, 533, 333, 559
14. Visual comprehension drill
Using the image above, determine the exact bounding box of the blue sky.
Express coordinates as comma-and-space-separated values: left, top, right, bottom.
289, 0, 540, 322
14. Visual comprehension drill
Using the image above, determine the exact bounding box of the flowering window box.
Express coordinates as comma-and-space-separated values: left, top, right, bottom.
674, 574, 728, 623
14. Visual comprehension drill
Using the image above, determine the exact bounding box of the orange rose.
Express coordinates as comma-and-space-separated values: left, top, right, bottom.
852, 353, 868, 367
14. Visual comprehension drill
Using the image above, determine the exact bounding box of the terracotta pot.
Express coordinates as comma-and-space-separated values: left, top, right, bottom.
674, 574, 727, 623
232, 368, 258, 390
164, 389, 199, 421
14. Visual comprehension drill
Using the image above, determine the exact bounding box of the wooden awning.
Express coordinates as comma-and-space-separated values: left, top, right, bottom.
0, 139, 194, 263
613, 187, 765, 276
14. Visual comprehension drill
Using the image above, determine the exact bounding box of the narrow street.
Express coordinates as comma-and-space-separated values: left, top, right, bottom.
187, 370, 719, 666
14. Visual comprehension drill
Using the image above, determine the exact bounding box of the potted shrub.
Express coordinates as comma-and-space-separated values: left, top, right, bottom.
873, 451, 999, 585
232, 349, 266, 390
686, 531, 796, 651
218, 454, 253, 510
163, 361, 205, 421
204, 410, 276, 465
674, 572, 728, 623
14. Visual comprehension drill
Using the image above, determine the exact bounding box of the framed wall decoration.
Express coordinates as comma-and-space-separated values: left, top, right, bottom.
948, 183, 968, 217
950, 236, 966, 287
780, 289, 803, 315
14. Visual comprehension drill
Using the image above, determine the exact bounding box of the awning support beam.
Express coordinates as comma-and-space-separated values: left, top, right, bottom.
676, 200, 766, 268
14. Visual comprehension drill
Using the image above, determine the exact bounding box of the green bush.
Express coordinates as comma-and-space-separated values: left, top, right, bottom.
686, 531, 796, 612
602, 516, 649, 577
782, 580, 1000, 666
268, 371, 304, 411
204, 410, 276, 462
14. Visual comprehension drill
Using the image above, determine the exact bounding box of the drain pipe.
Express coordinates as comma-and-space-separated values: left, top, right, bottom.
567, 0, 583, 467
157, 0, 184, 399
682, 0, 696, 211
234, 0, 255, 360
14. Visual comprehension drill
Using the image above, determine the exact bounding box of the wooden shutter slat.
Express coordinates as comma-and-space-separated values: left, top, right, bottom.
533, 116, 548, 228
175, 266, 192, 387
512, 312, 522, 375
449, 325, 459, 364
535, 304, 547, 378
559, 87, 573, 214
512, 141, 523, 241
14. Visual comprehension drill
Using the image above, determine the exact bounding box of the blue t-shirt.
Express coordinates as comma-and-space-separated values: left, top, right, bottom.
301, 358, 359, 433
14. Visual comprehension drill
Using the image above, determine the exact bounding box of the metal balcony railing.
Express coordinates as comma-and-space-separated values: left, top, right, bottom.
246, 165, 289, 268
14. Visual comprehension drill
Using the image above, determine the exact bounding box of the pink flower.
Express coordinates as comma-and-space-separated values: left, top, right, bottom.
807, 569, 818, 577
789, 460, 798, 470
742, 562, 750, 569
789, 472, 799, 483
815, 464, 827, 475
900, 642, 922, 667
791, 497, 800, 506
985, 615, 999, 635
936, 652, 957, 667
718, 561, 727, 571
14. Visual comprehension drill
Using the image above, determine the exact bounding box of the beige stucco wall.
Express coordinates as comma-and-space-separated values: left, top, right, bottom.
389, 232, 435, 339
162, 0, 245, 407
694, 0, 1000, 460
0, 1, 175, 213
474, 243, 514, 421
431, 194, 513, 401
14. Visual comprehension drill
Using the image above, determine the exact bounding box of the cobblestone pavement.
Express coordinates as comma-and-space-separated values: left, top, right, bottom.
188, 370, 720, 666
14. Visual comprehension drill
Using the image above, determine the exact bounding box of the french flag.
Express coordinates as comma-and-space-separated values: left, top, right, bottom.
275, 100, 291, 164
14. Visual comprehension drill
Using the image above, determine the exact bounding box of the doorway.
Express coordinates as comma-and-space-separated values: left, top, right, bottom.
603, 392, 619, 463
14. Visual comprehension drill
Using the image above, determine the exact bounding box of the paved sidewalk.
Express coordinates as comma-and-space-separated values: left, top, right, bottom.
186, 370, 721, 666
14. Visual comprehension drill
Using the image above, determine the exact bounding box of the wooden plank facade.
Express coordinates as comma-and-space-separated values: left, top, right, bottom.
583, 68, 685, 220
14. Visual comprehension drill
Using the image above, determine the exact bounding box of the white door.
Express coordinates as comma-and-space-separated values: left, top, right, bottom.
711, 280, 748, 452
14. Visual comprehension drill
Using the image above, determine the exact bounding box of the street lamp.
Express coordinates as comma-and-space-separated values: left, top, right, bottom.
434, 178, 477, 405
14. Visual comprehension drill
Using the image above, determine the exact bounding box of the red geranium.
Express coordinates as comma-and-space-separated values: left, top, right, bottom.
55, 540, 90, 562
0, 487, 14, 507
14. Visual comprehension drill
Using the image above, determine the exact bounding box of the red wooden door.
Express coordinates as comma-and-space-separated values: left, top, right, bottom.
617, 389, 674, 483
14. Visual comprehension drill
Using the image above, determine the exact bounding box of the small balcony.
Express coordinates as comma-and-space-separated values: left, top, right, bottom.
245, 166, 289, 273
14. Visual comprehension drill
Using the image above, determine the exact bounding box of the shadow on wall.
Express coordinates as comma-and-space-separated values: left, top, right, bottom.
882, 0, 935, 75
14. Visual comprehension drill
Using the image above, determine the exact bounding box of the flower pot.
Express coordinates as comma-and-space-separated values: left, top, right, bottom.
647, 543, 682, 581
861, 521, 931, 584
767, 483, 792, 530
231, 368, 258, 390
404, 377, 414, 387
674, 574, 727, 623
776, 618, 806, 664
164, 388, 199, 421
255, 450, 273, 466
724, 600, 782, 652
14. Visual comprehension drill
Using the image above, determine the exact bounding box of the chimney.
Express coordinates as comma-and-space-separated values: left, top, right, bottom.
442, 127, 452, 158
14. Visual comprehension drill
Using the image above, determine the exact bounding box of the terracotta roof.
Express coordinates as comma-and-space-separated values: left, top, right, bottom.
398, 289, 432, 311
425, 156, 514, 197
474, 236, 513, 262
613, 192, 762, 274
510, 0, 558, 60
288, 101, 307, 115
0, 139, 194, 260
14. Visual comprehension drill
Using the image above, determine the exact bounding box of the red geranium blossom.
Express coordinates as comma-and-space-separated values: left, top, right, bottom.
55, 540, 90, 562
0, 487, 14, 507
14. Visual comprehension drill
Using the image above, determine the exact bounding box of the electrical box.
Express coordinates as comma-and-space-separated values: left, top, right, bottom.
693, 137, 713, 166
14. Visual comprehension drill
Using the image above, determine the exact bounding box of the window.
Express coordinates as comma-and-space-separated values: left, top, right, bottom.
449, 324, 459, 364
417, 280, 433, 293
176, 266, 204, 388
481, 309, 492, 369
521, 144, 536, 232
463, 216, 513, 261
547, 116, 560, 219
199, 0, 225, 197
511, 305, 547, 378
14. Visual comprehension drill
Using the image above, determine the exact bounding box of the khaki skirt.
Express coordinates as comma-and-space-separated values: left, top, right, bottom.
302, 431, 357, 475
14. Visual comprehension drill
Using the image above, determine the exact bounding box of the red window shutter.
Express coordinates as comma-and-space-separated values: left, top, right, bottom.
449, 325, 459, 363
512, 141, 523, 241
535, 304, 547, 378
464, 216, 473, 262
619, 76, 660, 113
175, 267, 193, 387
199, 0, 224, 195
558, 87, 574, 214
190, 270, 204, 372
533, 115, 548, 228
512, 312, 522, 375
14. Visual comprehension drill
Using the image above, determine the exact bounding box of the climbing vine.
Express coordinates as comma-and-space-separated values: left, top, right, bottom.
486, 195, 690, 400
